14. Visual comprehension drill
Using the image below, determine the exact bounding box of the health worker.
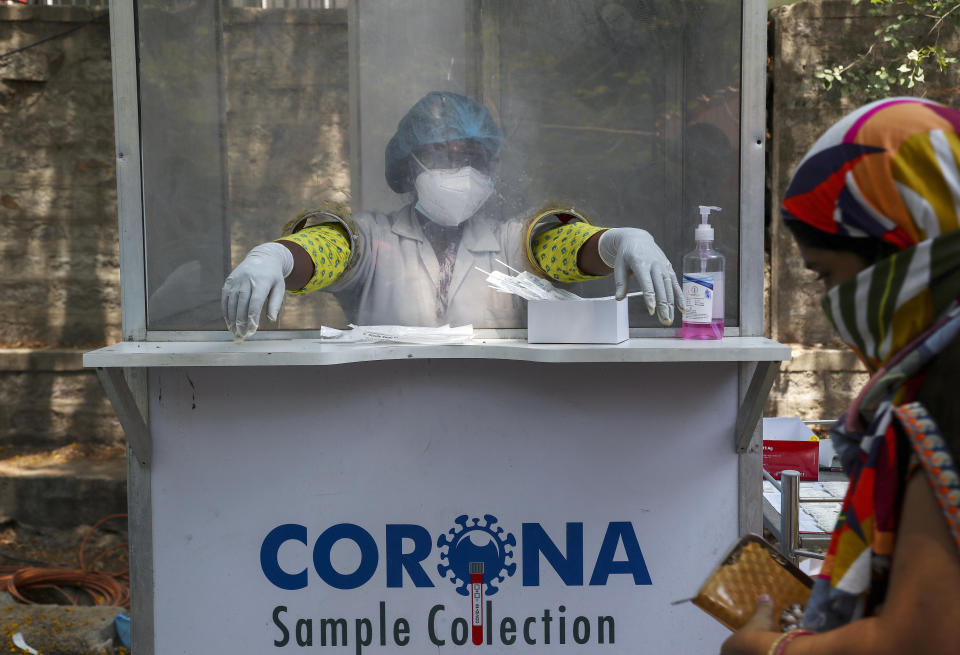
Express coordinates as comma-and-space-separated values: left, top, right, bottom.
221, 91, 683, 338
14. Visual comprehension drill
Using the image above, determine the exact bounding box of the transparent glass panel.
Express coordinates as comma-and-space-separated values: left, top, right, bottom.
139, 0, 741, 331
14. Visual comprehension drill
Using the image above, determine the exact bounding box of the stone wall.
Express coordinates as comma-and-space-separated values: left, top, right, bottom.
0, 7, 118, 347
765, 0, 960, 420
0, 6, 350, 449
0, 7, 122, 448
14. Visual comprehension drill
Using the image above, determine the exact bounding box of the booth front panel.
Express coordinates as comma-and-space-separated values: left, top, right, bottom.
148, 360, 737, 653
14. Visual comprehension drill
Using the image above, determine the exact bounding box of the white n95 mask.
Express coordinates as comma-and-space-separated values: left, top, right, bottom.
413, 165, 495, 227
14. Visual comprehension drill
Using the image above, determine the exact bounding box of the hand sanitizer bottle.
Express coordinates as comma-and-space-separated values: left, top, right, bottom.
681, 205, 724, 340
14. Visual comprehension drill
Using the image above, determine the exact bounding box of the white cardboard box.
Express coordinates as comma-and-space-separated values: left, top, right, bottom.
818, 437, 838, 469
527, 297, 628, 344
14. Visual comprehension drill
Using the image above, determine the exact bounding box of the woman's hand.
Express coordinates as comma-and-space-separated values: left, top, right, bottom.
719, 595, 780, 655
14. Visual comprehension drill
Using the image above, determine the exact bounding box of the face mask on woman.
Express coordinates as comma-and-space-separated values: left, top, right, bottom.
412, 154, 495, 227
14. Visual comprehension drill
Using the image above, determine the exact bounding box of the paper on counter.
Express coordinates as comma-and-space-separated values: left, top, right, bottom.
319, 324, 474, 345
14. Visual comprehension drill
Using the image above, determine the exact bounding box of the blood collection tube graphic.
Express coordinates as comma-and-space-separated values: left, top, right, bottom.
470, 562, 484, 645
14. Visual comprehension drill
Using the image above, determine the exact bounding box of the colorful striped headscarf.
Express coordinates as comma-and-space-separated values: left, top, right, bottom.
782, 98, 960, 632
783, 97, 960, 373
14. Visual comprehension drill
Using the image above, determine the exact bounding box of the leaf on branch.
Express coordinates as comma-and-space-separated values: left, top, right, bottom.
810, 0, 960, 99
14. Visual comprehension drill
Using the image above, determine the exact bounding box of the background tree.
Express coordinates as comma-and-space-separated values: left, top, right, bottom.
815, 0, 960, 98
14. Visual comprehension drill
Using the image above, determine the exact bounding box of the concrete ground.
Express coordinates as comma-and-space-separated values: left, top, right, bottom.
0, 592, 126, 655
0, 444, 128, 655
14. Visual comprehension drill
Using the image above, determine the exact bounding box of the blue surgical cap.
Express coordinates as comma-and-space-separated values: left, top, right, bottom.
385, 91, 504, 193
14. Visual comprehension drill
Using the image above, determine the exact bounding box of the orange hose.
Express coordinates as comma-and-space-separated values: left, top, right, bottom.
79, 514, 128, 573
0, 514, 130, 608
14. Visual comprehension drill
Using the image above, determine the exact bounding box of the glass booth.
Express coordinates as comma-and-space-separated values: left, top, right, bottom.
89, 3, 786, 654
130, 0, 752, 336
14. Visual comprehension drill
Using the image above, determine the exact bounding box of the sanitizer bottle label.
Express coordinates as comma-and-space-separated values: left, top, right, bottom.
683, 274, 715, 323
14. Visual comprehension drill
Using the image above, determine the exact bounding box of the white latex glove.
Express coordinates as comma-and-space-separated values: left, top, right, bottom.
598, 228, 684, 326
221, 242, 293, 340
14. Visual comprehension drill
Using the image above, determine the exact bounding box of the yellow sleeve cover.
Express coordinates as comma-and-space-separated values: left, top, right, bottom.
276, 224, 351, 294
531, 222, 608, 283
279, 220, 601, 292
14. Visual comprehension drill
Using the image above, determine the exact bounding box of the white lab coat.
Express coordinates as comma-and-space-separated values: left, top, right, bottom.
327, 203, 528, 327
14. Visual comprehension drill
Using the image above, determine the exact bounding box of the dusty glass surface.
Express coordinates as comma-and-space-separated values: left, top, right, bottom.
138, 0, 741, 331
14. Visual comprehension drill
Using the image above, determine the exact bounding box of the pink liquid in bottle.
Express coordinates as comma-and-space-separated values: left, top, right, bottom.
680, 318, 724, 340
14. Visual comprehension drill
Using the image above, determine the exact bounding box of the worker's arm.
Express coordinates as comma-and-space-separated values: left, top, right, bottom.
277, 240, 314, 291
530, 222, 609, 283
576, 230, 613, 276
532, 222, 683, 325
720, 471, 960, 655
221, 224, 351, 339
275, 223, 351, 293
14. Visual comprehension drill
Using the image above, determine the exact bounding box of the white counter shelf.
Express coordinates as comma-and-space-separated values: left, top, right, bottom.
84, 337, 789, 368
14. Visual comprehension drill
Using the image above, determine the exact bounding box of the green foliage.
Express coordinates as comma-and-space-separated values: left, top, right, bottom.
814, 0, 960, 99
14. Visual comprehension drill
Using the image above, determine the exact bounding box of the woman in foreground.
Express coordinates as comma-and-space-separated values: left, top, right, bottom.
722, 97, 960, 654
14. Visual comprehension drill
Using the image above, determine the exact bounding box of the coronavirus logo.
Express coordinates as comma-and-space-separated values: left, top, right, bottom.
437, 514, 516, 596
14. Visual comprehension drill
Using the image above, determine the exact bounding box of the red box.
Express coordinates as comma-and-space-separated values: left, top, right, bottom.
762, 440, 819, 481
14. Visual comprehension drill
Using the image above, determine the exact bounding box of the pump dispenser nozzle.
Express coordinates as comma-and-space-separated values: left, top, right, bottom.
696, 205, 721, 242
